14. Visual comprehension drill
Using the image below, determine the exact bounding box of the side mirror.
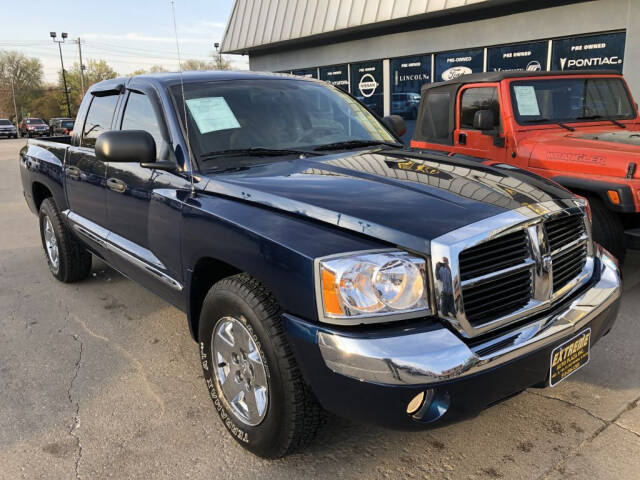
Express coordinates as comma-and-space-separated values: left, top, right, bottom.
473, 110, 495, 131
382, 115, 407, 137
95, 130, 156, 164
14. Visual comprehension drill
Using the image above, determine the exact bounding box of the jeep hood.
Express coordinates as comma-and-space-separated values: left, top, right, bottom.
524, 128, 640, 178
199, 149, 574, 254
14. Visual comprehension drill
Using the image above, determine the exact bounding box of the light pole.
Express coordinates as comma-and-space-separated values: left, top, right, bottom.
51, 31, 72, 117
214, 42, 221, 70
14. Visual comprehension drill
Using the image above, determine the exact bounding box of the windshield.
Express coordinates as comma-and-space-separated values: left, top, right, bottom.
0, 120, 11, 126
27, 119, 45, 125
510, 77, 636, 125
171, 79, 395, 162
61, 121, 74, 128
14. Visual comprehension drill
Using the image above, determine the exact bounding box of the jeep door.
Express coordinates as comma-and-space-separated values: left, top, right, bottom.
453, 84, 508, 161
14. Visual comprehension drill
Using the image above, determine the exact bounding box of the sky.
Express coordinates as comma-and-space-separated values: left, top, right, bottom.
0, 0, 248, 83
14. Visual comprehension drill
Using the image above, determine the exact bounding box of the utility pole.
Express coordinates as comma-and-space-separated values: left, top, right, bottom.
50, 31, 72, 117
10, 76, 20, 137
75, 37, 86, 96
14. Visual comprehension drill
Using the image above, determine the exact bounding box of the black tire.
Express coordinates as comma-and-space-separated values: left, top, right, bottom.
587, 195, 626, 264
199, 273, 324, 458
38, 198, 92, 282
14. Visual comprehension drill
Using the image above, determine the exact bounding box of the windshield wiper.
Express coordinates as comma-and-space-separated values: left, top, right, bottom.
200, 147, 318, 160
313, 140, 404, 151
575, 115, 627, 129
522, 118, 575, 131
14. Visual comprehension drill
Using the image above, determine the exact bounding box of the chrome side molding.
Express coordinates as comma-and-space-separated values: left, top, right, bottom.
63, 210, 183, 292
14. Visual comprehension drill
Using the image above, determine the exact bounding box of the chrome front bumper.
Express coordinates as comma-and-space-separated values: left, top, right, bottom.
318, 248, 621, 386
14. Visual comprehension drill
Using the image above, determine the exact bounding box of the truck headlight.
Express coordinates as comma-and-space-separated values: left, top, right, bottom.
316, 250, 430, 324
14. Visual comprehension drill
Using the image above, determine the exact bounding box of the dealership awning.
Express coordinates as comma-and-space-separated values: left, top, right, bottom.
221, 0, 530, 55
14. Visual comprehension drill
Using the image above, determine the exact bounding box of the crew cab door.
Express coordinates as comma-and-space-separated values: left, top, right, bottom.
104, 87, 186, 306
65, 91, 120, 235
453, 84, 508, 161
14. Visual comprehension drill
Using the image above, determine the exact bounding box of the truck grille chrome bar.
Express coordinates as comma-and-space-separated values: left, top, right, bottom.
431, 200, 594, 338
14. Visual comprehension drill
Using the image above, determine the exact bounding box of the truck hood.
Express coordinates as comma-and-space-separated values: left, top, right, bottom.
199, 149, 574, 254
524, 128, 640, 178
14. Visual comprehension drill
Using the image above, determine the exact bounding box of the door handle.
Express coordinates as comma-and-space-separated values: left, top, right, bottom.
458, 133, 467, 145
67, 166, 81, 180
106, 177, 127, 193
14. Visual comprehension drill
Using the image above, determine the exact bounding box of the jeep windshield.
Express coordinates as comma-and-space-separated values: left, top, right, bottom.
510, 77, 636, 126
171, 78, 397, 165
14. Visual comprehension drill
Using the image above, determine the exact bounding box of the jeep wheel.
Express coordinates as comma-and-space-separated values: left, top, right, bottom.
587, 195, 626, 264
39, 198, 92, 282
198, 273, 324, 458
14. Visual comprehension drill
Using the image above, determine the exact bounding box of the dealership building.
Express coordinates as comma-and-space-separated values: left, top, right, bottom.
221, 0, 640, 139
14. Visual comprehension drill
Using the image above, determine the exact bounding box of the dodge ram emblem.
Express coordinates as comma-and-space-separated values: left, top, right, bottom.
542, 255, 553, 273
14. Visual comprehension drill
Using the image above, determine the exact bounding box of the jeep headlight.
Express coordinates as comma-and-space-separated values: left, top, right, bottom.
316, 251, 430, 323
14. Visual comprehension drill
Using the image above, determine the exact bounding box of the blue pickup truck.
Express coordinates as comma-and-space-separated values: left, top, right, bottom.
19, 71, 622, 458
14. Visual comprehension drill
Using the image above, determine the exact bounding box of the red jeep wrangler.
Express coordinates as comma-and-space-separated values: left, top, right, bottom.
411, 70, 640, 262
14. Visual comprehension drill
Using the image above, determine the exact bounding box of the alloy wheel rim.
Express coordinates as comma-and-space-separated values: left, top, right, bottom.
43, 216, 60, 272
211, 316, 268, 426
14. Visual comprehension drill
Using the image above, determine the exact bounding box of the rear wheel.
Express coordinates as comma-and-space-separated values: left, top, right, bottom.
198, 273, 324, 458
587, 195, 626, 264
39, 198, 92, 282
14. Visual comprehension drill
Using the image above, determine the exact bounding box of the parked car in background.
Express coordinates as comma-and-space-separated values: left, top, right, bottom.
411, 70, 640, 263
19, 118, 49, 137
392, 92, 421, 119
19, 71, 621, 458
0, 119, 18, 138
49, 118, 75, 136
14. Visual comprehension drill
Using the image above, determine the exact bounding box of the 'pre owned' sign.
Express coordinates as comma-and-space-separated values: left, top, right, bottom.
552, 32, 625, 73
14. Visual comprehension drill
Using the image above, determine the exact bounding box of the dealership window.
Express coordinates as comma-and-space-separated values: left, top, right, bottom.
319, 65, 349, 92
350, 61, 384, 117
390, 55, 431, 143
460, 87, 500, 130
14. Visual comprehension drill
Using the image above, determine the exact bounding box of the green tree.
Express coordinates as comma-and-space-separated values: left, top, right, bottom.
58, 59, 118, 115
30, 86, 63, 121
0, 50, 44, 120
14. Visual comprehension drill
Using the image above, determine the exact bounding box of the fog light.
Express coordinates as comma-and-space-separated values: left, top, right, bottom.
407, 391, 425, 414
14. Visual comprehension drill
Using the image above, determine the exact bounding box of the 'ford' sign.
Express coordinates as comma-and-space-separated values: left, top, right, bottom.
435, 49, 483, 82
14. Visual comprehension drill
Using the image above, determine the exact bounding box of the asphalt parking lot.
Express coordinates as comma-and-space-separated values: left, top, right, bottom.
1, 137, 639, 479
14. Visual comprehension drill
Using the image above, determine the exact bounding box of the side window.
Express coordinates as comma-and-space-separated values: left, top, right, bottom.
419, 90, 452, 144
121, 91, 163, 153
82, 94, 119, 148
460, 87, 500, 130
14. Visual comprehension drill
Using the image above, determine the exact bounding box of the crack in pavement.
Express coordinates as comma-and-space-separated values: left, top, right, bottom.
68, 332, 83, 480
69, 312, 166, 416
534, 392, 640, 479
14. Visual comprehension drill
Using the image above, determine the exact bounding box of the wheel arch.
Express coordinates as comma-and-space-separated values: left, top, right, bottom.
187, 256, 242, 342
32, 181, 53, 211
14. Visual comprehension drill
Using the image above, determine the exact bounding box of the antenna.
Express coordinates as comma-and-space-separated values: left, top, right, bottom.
170, 0, 195, 194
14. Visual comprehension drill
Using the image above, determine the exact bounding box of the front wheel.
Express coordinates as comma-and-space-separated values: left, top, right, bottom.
198, 273, 324, 458
587, 195, 626, 264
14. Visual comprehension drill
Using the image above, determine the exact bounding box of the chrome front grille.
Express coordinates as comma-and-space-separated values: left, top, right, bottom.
459, 231, 532, 324
545, 214, 586, 251
462, 269, 532, 326
459, 230, 529, 281
431, 200, 594, 338
545, 214, 588, 293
